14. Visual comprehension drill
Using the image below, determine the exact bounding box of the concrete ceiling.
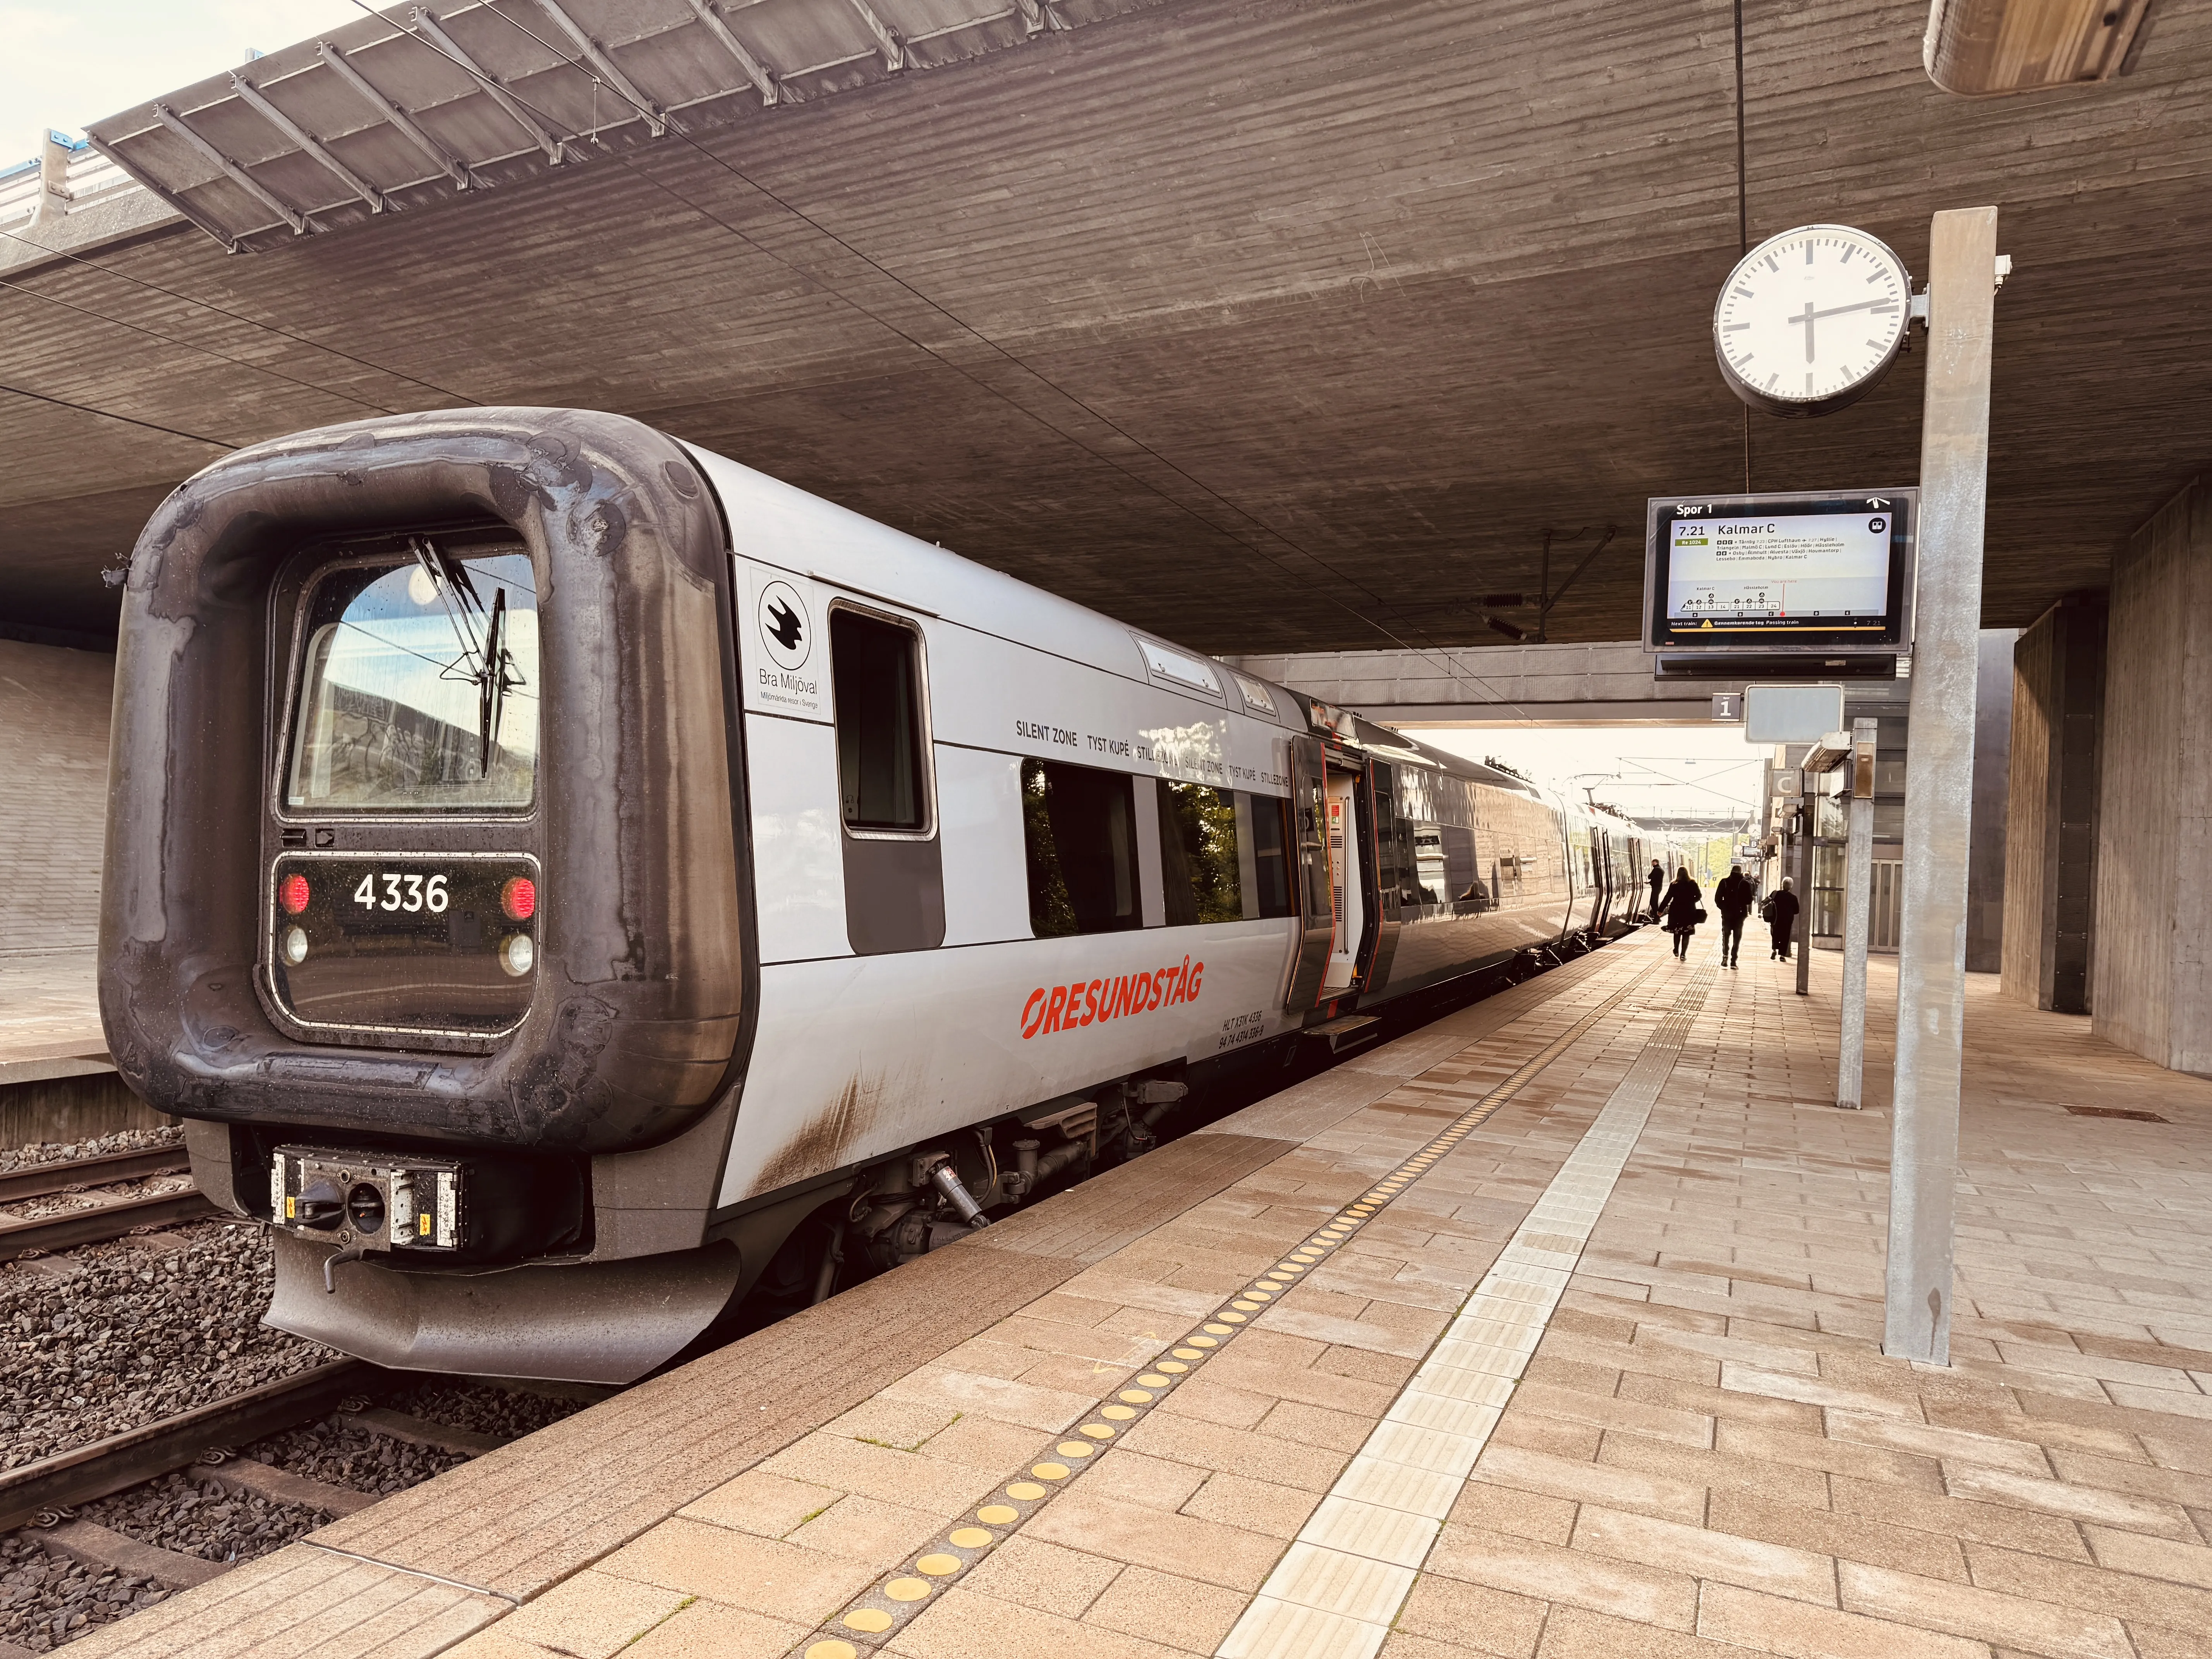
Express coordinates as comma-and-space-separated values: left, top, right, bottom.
3, 0, 2209, 654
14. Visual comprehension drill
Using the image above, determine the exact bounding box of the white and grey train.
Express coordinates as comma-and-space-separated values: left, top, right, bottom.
100, 409, 1671, 1382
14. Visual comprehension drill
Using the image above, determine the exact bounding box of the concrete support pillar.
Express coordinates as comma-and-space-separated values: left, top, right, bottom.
2001, 595, 2106, 1013
1884, 205, 1999, 1367
2094, 479, 2212, 1073
1837, 718, 1878, 1110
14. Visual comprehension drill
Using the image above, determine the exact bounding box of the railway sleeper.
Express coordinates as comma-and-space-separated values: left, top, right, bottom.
199, 1458, 374, 1518
331, 1406, 507, 1458
36, 1519, 225, 1592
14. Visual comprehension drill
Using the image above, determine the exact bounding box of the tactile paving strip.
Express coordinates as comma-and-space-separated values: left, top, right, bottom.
1216, 958, 1719, 1659
786, 951, 1665, 1659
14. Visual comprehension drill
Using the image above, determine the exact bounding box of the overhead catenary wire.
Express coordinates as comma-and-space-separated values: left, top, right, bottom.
0, 379, 237, 448
0, 273, 400, 417
0, 223, 476, 409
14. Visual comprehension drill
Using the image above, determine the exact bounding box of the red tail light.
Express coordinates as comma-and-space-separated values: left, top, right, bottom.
279, 874, 311, 915
500, 876, 537, 922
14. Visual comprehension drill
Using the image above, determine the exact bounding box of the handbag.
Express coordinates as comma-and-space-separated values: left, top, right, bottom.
1692, 906, 1708, 924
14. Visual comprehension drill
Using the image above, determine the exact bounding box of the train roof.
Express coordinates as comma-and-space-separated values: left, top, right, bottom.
683, 438, 1579, 812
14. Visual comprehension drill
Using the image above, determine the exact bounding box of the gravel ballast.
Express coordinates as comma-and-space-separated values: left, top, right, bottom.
251, 1422, 467, 1496
0, 1127, 183, 1176
0, 1533, 164, 1653
75, 1473, 322, 1566
1, 1221, 330, 1471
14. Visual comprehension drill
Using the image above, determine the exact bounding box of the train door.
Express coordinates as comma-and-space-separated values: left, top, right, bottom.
1323, 771, 1365, 992
1364, 761, 1405, 989
1281, 734, 1334, 1008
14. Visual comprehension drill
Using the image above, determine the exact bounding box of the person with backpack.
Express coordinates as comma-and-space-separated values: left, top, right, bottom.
1661, 866, 1703, 960
1714, 864, 1755, 968
1762, 878, 1802, 961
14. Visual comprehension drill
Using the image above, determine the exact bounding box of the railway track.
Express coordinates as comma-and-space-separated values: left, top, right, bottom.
0, 1361, 371, 1534
0, 1359, 582, 1633
0, 1146, 211, 1264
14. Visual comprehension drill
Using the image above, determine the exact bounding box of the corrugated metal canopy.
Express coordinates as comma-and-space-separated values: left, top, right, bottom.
84, 0, 1130, 251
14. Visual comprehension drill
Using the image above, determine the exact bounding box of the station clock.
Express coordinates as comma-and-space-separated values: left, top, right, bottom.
1713, 225, 1913, 418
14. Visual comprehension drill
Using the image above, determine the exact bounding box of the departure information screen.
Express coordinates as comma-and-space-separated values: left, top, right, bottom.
1645, 492, 1913, 653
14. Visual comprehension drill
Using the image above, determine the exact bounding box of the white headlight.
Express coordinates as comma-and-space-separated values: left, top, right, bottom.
499, 933, 535, 977
282, 926, 309, 964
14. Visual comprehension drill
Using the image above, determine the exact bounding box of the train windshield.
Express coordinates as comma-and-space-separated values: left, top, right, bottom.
286, 546, 540, 811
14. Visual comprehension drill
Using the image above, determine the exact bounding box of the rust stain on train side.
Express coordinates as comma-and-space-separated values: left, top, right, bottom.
746, 1073, 882, 1198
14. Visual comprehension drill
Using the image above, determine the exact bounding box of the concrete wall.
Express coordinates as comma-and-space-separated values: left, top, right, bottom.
2003, 619, 2055, 999
2002, 599, 2105, 1011
1967, 629, 2017, 974
0, 639, 113, 954
2094, 481, 2210, 1071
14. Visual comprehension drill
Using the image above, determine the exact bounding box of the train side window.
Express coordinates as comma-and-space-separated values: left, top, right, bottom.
1158, 781, 1241, 925
1022, 759, 1140, 937
1246, 792, 1296, 919
831, 608, 931, 834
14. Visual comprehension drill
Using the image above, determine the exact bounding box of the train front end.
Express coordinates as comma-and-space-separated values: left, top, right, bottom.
100, 409, 752, 1382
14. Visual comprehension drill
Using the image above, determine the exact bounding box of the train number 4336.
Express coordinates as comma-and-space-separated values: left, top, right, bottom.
352, 872, 450, 914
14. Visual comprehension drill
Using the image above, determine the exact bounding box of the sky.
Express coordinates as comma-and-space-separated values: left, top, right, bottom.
1418, 724, 1766, 837
0, 0, 368, 157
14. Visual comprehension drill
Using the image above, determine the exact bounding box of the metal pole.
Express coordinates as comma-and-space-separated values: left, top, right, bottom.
1884, 206, 1999, 1366
1794, 765, 1811, 996
1837, 718, 1878, 1109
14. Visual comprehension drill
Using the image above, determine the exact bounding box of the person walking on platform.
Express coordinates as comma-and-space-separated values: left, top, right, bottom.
1646, 858, 1665, 921
1714, 864, 1755, 969
1762, 878, 1801, 961
1661, 866, 1702, 960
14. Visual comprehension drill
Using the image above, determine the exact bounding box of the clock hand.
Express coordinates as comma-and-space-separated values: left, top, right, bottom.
1788, 301, 1816, 363
1808, 299, 1888, 321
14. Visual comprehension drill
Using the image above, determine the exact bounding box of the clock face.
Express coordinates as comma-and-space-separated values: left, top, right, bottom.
1713, 225, 1911, 418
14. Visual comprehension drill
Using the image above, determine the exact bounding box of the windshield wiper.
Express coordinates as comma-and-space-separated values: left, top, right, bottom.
478, 588, 514, 776
411, 537, 524, 779
412, 536, 488, 681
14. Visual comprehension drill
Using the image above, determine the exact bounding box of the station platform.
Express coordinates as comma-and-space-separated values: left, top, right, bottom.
0, 948, 105, 1078
67, 929, 2212, 1659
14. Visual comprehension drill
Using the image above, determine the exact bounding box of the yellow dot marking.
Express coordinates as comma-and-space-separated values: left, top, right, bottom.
1101, 1404, 1137, 1420
1056, 1441, 1094, 1458
1272, 1268, 1302, 1278
916, 1553, 962, 1577
949, 1527, 994, 1549
1123, 1387, 1158, 1401
1245, 1289, 1274, 1301
980, 1503, 1022, 1522
810, 1640, 860, 1659
1079, 1422, 1116, 1439
1186, 1336, 1217, 1349
885, 1578, 931, 1602
1203, 1323, 1232, 1335
1031, 1464, 1069, 1481
1231, 1300, 1260, 1311
843, 1610, 893, 1634
1137, 1374, 1170, 1388
1217, 1311, 1247, 1324
1154, 1361, 1188, 1374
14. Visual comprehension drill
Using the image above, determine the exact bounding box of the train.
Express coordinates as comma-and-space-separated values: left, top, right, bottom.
99, 408, 1675, 1383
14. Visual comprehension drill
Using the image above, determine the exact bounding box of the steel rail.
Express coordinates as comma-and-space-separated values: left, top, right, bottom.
0, 1147, 190, 1206
0, 1360, 372, 1533
0, 1188, 216, 1262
